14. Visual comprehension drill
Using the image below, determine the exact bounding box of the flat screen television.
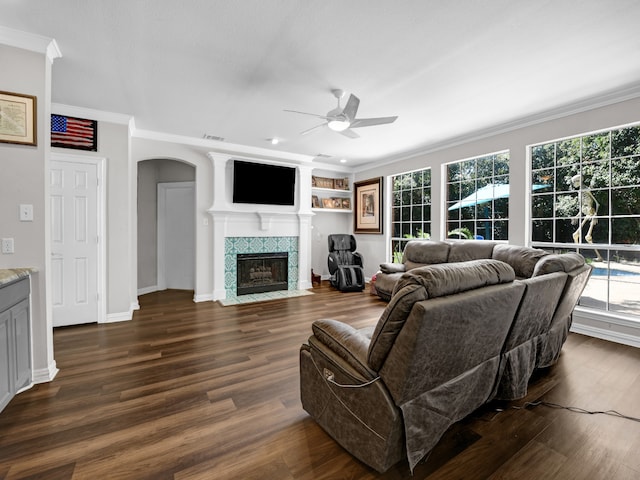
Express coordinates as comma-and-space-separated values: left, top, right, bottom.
232, 160, 296, 206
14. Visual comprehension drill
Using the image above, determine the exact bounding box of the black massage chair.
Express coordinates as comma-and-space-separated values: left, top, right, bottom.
327, 234, 365, 292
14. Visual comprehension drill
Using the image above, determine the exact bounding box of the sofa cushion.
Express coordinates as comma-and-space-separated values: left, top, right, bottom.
492, 244, 547, 278
532, 252, 585, 276
446, 239, 496, 262
403, 240, 450, 266
367, 259, 515, 371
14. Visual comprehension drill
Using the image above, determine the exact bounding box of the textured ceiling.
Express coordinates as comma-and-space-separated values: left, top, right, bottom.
2, 0, 640, 168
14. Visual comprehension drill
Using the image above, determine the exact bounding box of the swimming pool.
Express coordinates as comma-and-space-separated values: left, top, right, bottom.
592, 267, 640, 277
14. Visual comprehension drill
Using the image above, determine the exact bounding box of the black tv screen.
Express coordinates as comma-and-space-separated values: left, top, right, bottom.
232, 160, 296, 206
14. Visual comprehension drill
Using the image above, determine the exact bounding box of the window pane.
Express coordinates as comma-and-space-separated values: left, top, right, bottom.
582, 132, 610, 162
532, 194, 554, 218
612, 217, 640, 245
477, 202, 492, 219
532, 143, 555, 170
448, 182, 460, 202
532, 169, 555, 190
447, 163, 460, 182
611, 156, 640, 187
557, 166, 580, 191
412, 205, 422, 221
532, 220, 553, 242
612, 126, 640, 157
612, 187, 640, 215
557, 138, 581, 165
494, 197, 508, 218
555, 192, 578, 218
476, 156, 493, 178
460, 160, 476, 180
494, 220, 508, 241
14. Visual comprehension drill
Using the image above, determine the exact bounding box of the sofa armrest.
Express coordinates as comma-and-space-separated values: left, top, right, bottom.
311, 319, 375, 376
379, 262, 406, 274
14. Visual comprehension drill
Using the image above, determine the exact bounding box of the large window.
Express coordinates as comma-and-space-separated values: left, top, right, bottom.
446, 151, 509, 240
391, 168, 431, 260
530, 124, 640, 318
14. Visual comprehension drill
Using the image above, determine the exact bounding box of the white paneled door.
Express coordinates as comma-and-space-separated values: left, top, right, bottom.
50, 157, 103, 327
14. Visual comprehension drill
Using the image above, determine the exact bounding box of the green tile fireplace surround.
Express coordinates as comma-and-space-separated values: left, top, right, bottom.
224, 236, 299, 300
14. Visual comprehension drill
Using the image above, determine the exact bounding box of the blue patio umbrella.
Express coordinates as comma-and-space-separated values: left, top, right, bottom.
448, 183, 550, 210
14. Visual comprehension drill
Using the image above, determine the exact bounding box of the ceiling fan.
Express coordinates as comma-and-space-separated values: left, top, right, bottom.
284, 89, 398, 138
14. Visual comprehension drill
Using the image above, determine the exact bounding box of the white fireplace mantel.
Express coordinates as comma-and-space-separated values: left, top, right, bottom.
206, 153, 315, 301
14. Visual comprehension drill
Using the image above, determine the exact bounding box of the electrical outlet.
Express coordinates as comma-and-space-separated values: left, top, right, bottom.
1, 238, 15, 254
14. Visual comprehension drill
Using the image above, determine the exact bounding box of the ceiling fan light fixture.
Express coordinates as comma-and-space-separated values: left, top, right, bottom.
327, 119, 350, 132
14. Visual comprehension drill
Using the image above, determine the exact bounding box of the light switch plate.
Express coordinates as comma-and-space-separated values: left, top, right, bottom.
19, 204, 33, 221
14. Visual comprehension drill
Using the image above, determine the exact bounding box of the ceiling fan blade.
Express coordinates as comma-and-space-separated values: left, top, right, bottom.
301, 123, 327, 135
338, 128, 359, 139
342, 94, 360, 122
349, 116, 398, 128
283, 109, 329, 120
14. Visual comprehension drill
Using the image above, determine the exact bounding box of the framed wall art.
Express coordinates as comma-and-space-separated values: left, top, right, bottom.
0, 91, 37, 146
354, 176, 383, 234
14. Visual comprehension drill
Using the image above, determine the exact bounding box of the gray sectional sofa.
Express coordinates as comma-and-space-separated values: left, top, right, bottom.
299, 240, 591, 472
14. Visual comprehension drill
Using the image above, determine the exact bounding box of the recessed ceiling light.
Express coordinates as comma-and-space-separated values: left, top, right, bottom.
340, 158, 347, 163
269, 138, 279, 145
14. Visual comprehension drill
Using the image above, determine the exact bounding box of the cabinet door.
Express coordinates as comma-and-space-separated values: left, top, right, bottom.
0, 310, 13, 412
12, 300, 31, 391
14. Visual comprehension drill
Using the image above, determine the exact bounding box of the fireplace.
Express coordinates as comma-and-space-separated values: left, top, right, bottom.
236, 252, 289, 295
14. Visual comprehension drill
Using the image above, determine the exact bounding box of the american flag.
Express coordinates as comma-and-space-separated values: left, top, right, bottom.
51, 114, 97, 151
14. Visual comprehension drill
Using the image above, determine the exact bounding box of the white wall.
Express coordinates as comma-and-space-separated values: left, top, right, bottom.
0, 42, 55, 382
310, 212, 352, 278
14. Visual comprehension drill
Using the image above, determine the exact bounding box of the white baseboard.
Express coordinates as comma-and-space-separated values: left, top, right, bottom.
137, 285, 159, 296
103, 302, 138, 323
572, 308, 640, 348
193, 293, 213, 303
31, 360, 59, 384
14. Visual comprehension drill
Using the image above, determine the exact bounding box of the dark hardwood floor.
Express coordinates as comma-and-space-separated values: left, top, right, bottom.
1, 284, 640, 479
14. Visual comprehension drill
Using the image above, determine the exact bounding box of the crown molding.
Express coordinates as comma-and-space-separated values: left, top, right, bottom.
0, 26, 61, 62
51, 103, 132, 125
356, 81, 640, 173
133, 128, 315, 165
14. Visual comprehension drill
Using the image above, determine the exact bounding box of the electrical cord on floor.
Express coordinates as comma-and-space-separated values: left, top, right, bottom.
497, 400, 640, 423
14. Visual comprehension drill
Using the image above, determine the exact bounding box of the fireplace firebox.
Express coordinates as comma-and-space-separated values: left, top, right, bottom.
236, 252, 288, 296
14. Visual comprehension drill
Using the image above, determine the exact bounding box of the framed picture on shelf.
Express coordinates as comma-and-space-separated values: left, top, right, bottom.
354, 177, 383, 234
342, 198, 351, 209
0, 91, 37, 146
331, 197, 342, 208
313, 176, 334, 189
322, 198, 334, 208
312, 195, 321, 208
334, 177, 348, 190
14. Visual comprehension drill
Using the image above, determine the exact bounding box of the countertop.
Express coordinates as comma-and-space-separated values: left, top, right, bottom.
0, 268, 37, 288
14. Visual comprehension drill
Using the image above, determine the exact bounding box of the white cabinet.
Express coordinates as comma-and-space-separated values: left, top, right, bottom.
0, 278, 31, 413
